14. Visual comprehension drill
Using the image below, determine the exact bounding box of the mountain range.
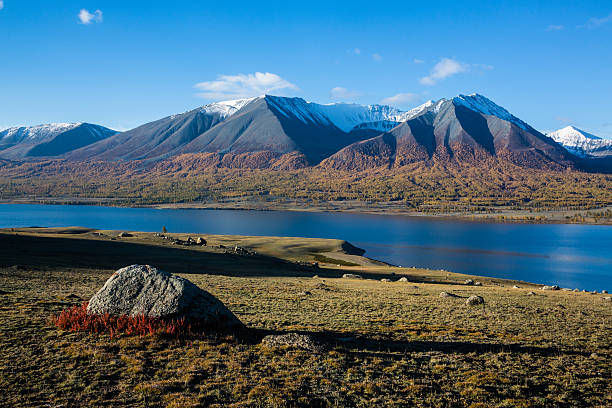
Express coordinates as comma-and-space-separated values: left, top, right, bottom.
1, 94, 610, 172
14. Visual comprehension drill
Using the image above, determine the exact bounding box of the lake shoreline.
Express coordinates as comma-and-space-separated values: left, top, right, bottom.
2, 198, 611, 225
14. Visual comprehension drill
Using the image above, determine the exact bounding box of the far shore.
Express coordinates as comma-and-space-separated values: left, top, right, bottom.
2, 197, 612, 225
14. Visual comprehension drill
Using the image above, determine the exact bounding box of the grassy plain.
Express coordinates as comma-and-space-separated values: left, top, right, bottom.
0, 228, 610, 407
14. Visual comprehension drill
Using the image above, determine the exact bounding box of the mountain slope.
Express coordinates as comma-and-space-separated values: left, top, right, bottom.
0, 123, 116, 160
68, 96, 420, 164
547, 126, 612, 158
321, 94, 575, 171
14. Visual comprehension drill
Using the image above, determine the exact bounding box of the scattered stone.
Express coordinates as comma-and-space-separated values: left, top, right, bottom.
603, 297, 611, 302
342, 273, 362, 279
464, 279, 474, 285
541, 285, 560, 291
512, 285, 520, 289
561, 288, 572, 291
196, 237, 207, 246
527, 291, 536, 296
87, 265, 243, 329
474, 281, 482, 286
117, 232, 133, 238
381, 278, 392, 282
573, 288, 579, 292
261, 333, 326, 352
299, 291, 312, 296
312, 275, 319, 279
582, 289, 588, 293
398, 277, 409, 282
439, 291, 458, 298
602, 290, 608, 294
315, 283, 329, 290
590, 353, 599, 359
465, 295, 484, 306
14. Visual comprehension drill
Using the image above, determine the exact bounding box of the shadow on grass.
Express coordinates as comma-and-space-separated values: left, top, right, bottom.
0, 232, 333, 278
244, 327, 587, 358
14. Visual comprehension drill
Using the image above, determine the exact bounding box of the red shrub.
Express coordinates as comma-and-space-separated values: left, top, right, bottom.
51, 302, 201, 338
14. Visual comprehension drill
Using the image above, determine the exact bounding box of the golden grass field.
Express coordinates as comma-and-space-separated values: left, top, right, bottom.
0, 228, 610, 407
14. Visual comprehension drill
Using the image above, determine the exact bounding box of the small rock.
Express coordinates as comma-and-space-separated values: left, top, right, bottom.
342, 273, 362, 279
117, 232, 133, 238
603, 297, 611, 302
582, 289, 588, 293
512, 285, 520, 289
602, 290, 608, 294
381, 278, 392, 282
573, 288, 579, 292
312, 275, 319, 279
474, 281, 482, 286
527, 291, 536, 296
261, 333, 326, 352
196, 237, 207, 246
464, 279, 474, 285
439, 291, 458, 298
541, 285, 560, 291
299, 291, 312, 296
590, 353, 599, 359
398, 277, 409, 282
465, 295, 484, 306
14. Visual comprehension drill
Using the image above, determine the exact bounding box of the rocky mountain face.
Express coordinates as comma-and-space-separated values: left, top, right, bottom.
0, 123, 116, 160
321, 95, 575, 171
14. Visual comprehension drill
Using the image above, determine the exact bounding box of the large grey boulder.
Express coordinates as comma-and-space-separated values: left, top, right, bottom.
87, 265, 243, 329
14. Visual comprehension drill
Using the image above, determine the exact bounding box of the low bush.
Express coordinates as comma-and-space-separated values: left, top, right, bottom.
51, 302, 200, 338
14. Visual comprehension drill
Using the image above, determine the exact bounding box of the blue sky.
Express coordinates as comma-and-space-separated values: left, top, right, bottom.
1, 1, 611, 137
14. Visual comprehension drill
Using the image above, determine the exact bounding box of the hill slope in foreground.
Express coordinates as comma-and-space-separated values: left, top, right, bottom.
0, 228, 610, 407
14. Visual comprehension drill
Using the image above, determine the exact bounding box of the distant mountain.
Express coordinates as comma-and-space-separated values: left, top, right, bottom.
321, 94, 575, 170
65, 96, 423, 164
547, 126, 612, 158
0, 123, 117, 160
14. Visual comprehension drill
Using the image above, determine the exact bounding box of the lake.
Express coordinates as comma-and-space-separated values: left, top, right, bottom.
1, 204, 610, 291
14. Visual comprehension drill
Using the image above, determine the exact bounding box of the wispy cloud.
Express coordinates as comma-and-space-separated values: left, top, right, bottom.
78, 9, 103, 24
329, 87, 361, 100
580, 12, 612, 28
413, 59, 425, 64
381, 93, 421, 106
353, 48, 361, 55
420, 58, 469, 85
372, 53, 383, 62
0, 1, 4, 10
547, 24, 564, 31
194, 72, 298, 100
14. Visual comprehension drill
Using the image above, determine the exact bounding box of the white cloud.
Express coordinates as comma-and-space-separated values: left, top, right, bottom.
0, 1, 4, 10
329, 87, 361, 100
372, 53, 382, 62
420, 58, 469, 85
78, 9, 103, 24
547, 24, 564, 31
194, 72, 298, 100
413, 59, 425, 64
381, 93, 421, 106
580, 12, 612, 28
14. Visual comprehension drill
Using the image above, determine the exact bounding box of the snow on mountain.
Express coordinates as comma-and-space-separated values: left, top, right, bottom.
452, 93, 529, 130
264, 95, 420, 133
0, 123, 81, 144
200, 96, 261, 119
547, 126, 612, 157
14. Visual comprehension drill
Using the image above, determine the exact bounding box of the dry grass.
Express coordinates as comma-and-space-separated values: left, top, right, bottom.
0, 229, 610, 407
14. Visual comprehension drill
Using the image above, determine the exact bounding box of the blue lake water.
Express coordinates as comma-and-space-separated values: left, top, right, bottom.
1, 204, 610, 291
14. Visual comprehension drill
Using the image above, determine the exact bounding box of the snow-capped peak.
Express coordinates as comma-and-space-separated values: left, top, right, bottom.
546, 126, 612, 158
0, 123, 82, 142
452, 93, 529, 130
200, 96, 261, 118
